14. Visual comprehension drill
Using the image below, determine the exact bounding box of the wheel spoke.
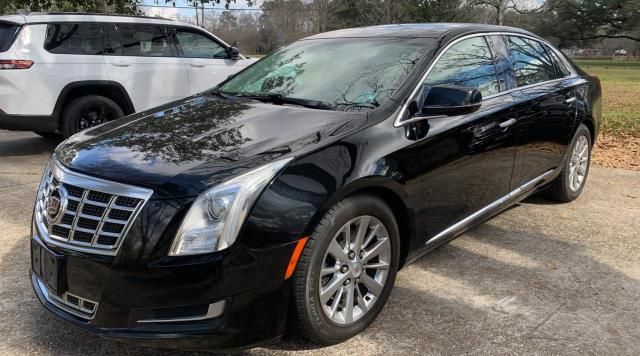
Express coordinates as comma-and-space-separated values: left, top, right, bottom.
344, 284, 355, 323
577, 165, 586, 175
321, 265, 340, 276
366, 261, 389, 270
355, 286, 368, 313
362, 223, 380, 250
342, 224, 351, 251
320, 273, 348, 304
578, 144, 587, 157
328, 286, 345, 318
353, 216, 370, 252
363, 238, 389, 263
327, 238, 349, 262
360, 273, 383, 296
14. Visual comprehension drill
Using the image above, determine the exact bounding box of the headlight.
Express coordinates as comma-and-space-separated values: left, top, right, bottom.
169, 158, 292, 256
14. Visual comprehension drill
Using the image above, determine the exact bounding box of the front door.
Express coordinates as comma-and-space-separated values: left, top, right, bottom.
405, 35, 519, 245
172, 27, 249, 95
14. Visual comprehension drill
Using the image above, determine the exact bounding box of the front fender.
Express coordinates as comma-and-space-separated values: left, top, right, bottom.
240, 135, 415, 250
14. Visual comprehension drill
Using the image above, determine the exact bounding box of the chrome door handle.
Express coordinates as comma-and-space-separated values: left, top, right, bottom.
565, 97, 577, 104
499, 118, 517, 128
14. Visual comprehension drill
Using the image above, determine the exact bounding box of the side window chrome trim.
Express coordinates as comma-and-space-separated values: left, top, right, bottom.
395, 31, 578, 127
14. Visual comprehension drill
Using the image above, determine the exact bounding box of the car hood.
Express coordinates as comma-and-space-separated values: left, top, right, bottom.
55, 94, 367, 198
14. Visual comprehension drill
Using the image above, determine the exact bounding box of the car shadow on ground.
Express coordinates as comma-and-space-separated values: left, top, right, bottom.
3, 202, 637, 355
0, 134, 60, 158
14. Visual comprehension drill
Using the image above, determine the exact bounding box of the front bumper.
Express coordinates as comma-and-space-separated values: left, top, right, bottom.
30, 234, 297, 351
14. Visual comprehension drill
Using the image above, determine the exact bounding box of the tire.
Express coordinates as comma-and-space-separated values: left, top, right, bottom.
61, 95, 124, 138
290, 194, 400, 345
547, 124, 592, 202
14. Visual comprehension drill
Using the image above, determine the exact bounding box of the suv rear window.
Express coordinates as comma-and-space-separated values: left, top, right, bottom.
0, 23, 20, 52
45, 23, 104, 55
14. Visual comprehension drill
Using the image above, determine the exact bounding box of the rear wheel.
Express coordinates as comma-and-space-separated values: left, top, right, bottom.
547, 124, 592, 202
290, 195, 400, 345
61, 95, 124, 138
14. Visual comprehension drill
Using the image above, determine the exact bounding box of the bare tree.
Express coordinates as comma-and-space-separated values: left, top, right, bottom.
468, 0, 546, 25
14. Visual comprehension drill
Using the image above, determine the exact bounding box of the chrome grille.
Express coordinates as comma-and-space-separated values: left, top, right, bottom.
34, 159, 153, 256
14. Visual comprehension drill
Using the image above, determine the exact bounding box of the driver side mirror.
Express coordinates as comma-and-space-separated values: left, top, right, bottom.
226, 46, 240, 60
411, 85, 482, 117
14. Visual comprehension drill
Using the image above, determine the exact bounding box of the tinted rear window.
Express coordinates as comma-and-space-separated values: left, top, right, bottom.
505, 36, 556, 87
45, 23, 104, 55
116, 24, 172, 57
0, 23, 20, 52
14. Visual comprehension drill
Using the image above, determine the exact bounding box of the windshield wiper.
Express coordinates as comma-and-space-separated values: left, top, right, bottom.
209, 88, 238, 100
236, 93, 333, 111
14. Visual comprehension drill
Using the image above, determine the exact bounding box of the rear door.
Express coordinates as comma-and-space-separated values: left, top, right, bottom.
503, 35, 578, 187
172, 27, 249, 94
103, 23, 189, 112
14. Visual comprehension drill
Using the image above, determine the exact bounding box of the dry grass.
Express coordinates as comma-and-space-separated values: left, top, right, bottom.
574, 60, 640, 171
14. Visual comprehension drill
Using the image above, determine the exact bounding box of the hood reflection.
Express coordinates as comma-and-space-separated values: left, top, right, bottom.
56, 94, 367, 198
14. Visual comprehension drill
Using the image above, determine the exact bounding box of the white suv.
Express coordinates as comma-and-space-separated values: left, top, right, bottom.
0, 12, 257, 137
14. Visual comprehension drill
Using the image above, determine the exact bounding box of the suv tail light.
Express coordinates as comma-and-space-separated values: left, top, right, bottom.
0, 60, 33, 69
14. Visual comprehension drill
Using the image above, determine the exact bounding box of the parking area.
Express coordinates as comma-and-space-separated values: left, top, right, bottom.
0, 129, 639, 355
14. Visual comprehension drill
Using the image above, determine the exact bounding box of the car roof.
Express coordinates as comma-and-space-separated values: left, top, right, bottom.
305, 23, 539, 40
0, 12, 197, 29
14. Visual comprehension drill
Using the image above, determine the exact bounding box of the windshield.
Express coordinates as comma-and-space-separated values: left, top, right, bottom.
0, 23, 20, 52
220, 37, 433, 111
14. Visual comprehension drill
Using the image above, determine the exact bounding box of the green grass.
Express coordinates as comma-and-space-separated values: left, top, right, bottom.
574, 59, 640, 137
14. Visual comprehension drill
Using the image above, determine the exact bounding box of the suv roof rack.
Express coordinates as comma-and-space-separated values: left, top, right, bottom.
21, 12, 173, 21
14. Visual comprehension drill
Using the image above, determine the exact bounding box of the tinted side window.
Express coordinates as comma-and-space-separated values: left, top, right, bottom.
174, 29, 227, 59
424, 36, 500, 97
103, 23, 123, 55
506, 36, 556, 86
117, 24, 172, 57
44, 23, 103, 55
0, 23, 20, 52
545, 45, 572, 78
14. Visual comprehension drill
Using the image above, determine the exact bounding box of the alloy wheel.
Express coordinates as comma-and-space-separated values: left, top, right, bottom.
77, 105, 118, 131
568, 135, 589, 192
318, 215, 391, 325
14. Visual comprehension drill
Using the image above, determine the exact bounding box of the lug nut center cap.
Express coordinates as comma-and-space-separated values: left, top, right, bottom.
351, 262, 363, 278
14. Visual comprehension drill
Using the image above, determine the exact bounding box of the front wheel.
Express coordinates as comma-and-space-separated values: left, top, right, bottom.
290, 195, 400, 345
547, 124, 592, 202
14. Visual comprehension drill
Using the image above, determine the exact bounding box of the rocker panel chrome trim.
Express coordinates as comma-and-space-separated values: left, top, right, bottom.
426, 169, 555, 246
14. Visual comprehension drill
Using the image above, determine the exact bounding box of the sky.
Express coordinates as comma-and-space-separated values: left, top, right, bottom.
141, 0, 262, 22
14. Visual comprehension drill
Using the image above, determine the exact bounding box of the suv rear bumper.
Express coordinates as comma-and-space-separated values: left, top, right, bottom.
0, 112, 58, 132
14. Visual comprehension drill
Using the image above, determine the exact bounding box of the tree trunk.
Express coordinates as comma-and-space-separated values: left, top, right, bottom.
95, 0, 106, 13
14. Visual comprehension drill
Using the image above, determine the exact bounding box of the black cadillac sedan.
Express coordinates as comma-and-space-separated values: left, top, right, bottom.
30, 23, 601, 350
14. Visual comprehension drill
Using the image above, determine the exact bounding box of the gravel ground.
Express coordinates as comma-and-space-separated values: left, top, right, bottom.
0, 130, 639, 355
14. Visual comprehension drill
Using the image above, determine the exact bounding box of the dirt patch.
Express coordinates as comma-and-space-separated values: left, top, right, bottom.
592, 134, 640, 171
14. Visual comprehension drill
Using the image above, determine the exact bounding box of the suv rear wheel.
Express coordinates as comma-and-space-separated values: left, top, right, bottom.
61, 95, 124, 138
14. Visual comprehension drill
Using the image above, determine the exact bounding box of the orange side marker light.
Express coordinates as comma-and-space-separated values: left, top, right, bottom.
284, 237, 309, 280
